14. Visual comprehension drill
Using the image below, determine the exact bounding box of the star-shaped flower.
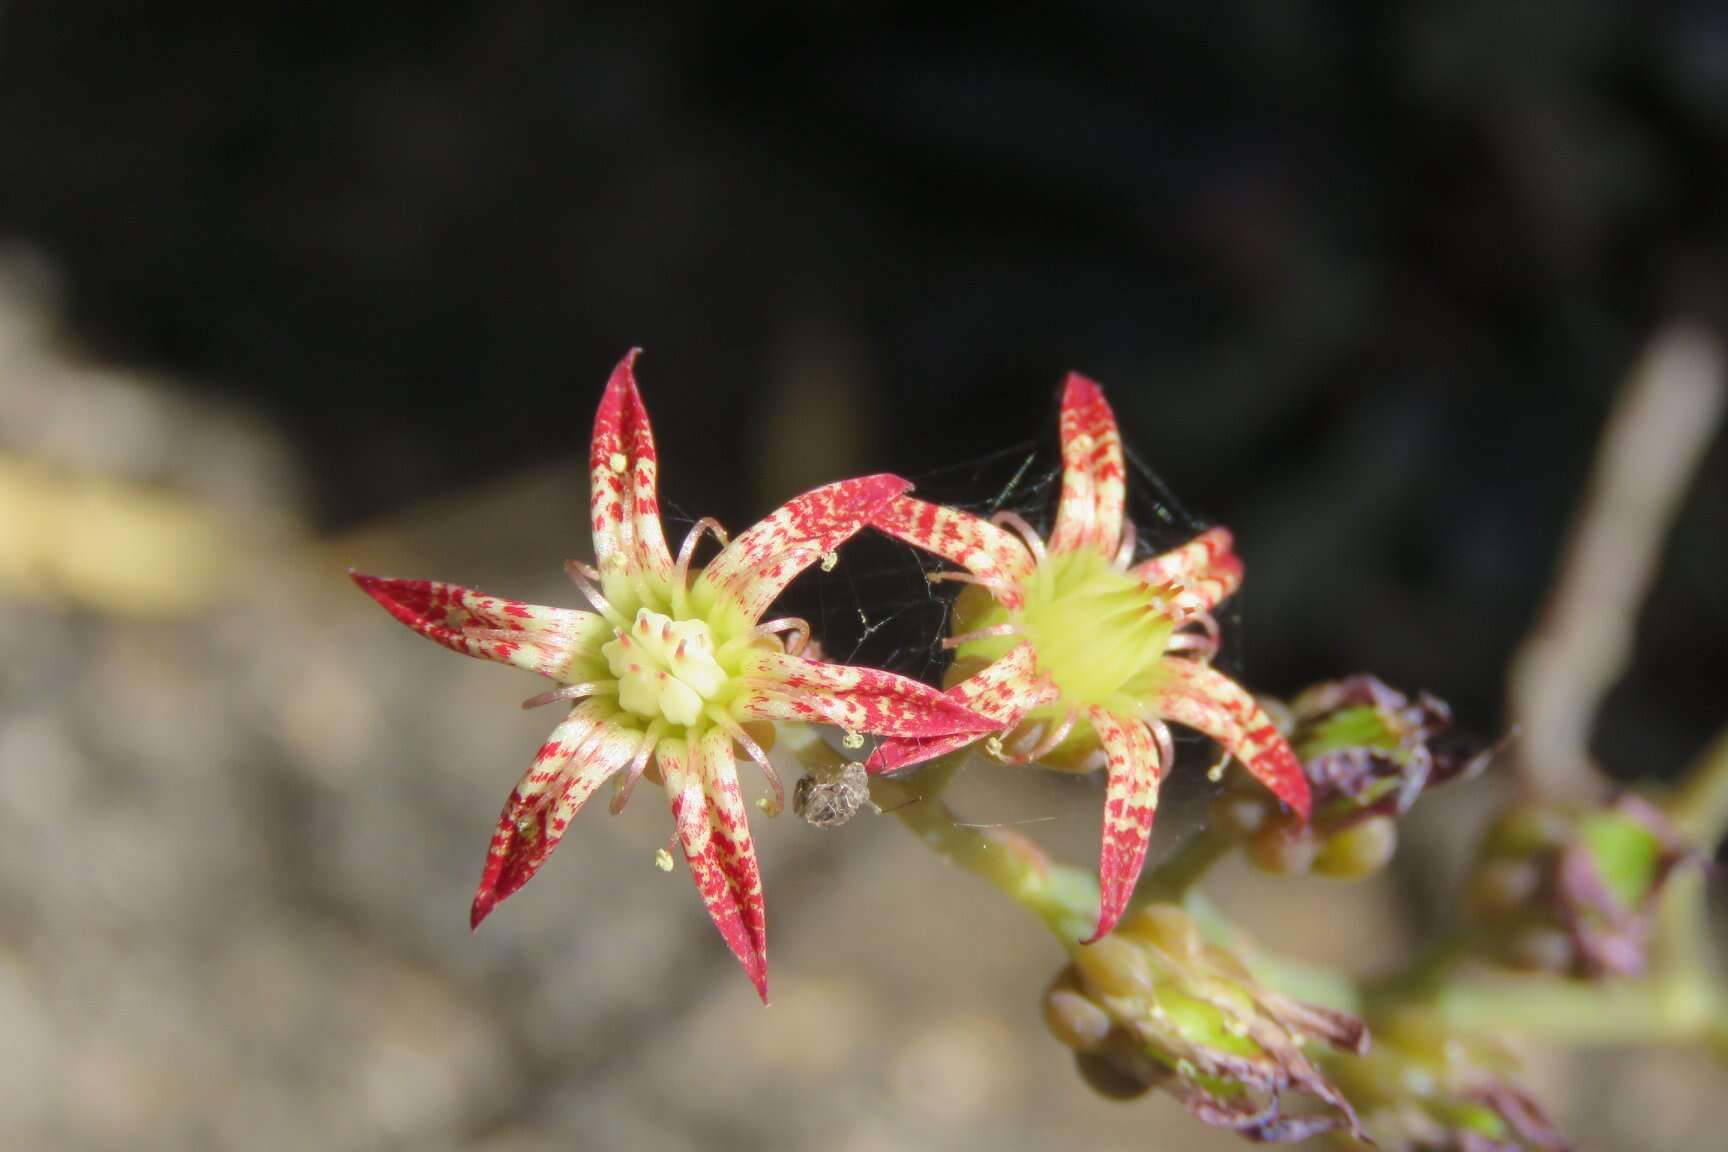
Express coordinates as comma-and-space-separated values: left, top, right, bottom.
866, 373, 1310, 940
354, 351, 992, 999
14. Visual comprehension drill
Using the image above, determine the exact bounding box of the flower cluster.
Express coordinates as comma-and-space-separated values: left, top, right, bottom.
354, 353, 1309, 1000
1467, 794, 1695, 978
1044, 904, 1368, 1142
1212, 674, 1487, 880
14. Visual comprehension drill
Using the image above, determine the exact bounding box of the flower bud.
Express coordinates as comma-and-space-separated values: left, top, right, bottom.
1231, 676, 1482, 882
1042, 975, 1113, 1053
1248, 816, 1319, 875
1045, 905, 1367, 1141
1287, 676, 1484, 821
1322, 1010, 1571, 1150
1210, 791, 1273, 840
1466, 794, 1695, 978
1314, 816, 1399, 879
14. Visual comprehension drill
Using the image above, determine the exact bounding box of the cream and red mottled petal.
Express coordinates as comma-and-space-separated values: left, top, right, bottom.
1152, 658, 1310, 819
867, 494, 1034, 607
1133, 527, 1238, 589
589, 349, 674, 583
1087, 706, 1162, 942
470, 700, 639, 928
696, 474, 912, 623
1049, 372, 1128, 558
662, 728, 769, 1001
738, 651, 999, 741
1167, 549, 1243, 617
867, 642, 1061, 773
352, 573, 606, 680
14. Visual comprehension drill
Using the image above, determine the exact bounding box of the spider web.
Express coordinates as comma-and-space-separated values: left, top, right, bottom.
757, 433, 1252, 850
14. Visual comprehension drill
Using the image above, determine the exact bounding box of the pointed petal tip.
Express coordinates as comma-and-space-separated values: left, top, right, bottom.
747, 956, 769, 1004
469, 887, 497, 932
350, 571, 411, 614
599, 347, 647, 408
1085, 857, 1136, 944
1080, 916, 1118, 947
1061, 370, 1105, 405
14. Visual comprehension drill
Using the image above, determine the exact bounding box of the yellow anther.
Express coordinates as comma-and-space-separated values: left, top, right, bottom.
654, 847, 674, 872
820, 550, 840, 573
603, 609, 727, 727
841, 730, 865, 750
609, 452, 628, 472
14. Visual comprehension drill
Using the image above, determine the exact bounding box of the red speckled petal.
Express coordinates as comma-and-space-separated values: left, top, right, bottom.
352, 572, 607, 681
1049, 372, 1128, 558
738, 651, 1000, 741
1151, 658, 1310, 819
1087, 707, 1162, 942
867, 642, 1061, 773
662, 728, 769, 1001
697, 474, 912, 623
470, 701, 640, 928
589, 350, 674, 583
1131, 526, 1243, 614
867, 494, 1034, 608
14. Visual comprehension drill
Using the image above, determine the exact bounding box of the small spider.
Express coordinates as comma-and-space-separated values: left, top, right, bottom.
793, 759, 879, 828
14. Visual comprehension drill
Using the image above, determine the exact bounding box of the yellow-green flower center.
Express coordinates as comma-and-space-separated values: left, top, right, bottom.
957, 548, 1174, 716
603, 608, 728, 726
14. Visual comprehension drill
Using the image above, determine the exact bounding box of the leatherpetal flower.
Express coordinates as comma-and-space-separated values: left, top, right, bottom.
353, 351, 993, 1000
867, 373, 1309, 940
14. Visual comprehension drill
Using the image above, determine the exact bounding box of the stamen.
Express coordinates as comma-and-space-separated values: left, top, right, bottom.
1206, 748, 1233, 783
755, 617, 811, 656
673, 517, 730, 615
564, 560, 624, 626
941, 622, 1022, 650
991, 510, 1048, 565
711, 709, 784, 815
1112, 520, 1138, 570
720, 617, 811, 657
520, 681, 619, 710
997, 709, 1077, 764
610, 721, 664, 814
1148, 716, 1175, 773
1165, 612, 1220, 662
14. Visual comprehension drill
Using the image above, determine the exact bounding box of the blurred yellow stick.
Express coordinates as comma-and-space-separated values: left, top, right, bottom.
0, 453, 226, 615
1510, 324, 1726, 800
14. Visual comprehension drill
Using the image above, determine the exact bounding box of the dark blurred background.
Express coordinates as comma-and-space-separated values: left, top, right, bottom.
1, 5, 1725, 1150
4, 2, 1725, 765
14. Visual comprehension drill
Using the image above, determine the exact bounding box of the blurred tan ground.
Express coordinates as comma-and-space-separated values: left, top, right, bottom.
1, 260, 1721, 1151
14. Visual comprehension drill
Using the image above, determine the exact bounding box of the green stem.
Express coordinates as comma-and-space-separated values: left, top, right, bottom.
1428, 973, 1726, 1047
1667, 724, 1728, 847
867, 752, 1102, 947
1131, 826, 1235, 908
